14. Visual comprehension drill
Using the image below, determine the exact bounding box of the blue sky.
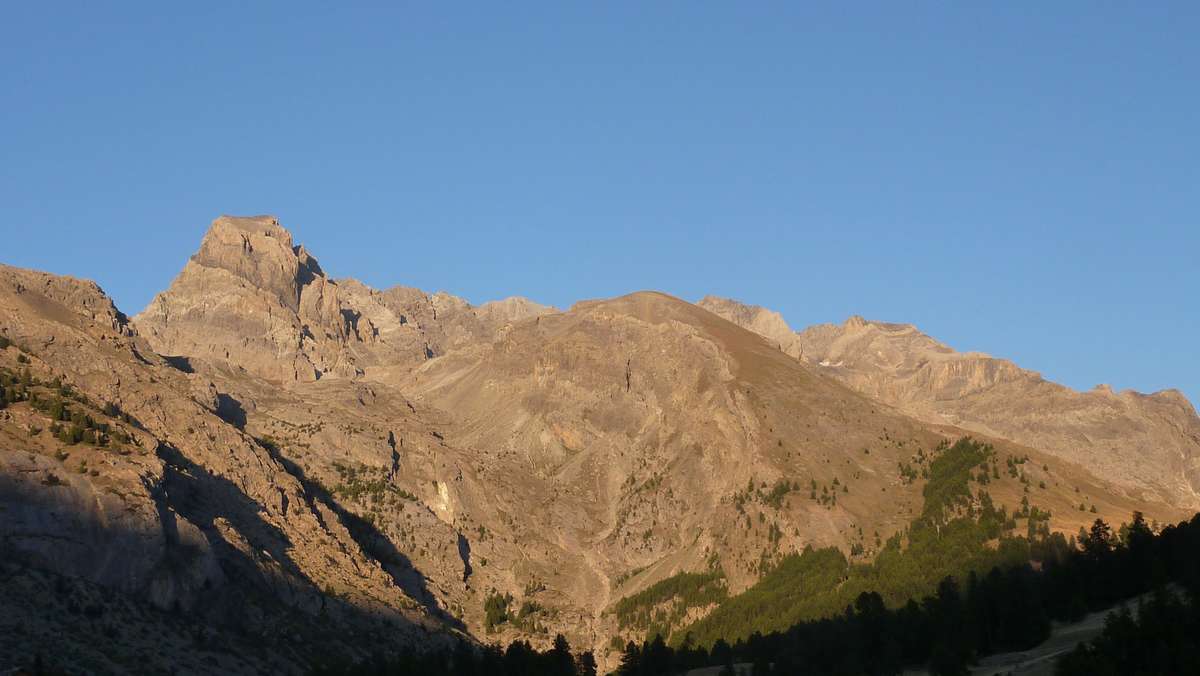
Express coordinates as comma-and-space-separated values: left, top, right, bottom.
1, 4, 1196, 406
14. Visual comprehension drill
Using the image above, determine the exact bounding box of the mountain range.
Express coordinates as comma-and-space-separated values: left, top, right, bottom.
1, 215, 1196, 673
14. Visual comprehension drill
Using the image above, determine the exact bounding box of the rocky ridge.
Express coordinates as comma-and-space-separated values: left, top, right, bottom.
137, 215, 555, 384
698, 296, 1200, 508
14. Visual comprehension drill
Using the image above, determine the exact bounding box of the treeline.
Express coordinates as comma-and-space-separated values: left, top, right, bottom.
0, 363, 139, 447
614, 511, 1200, 675
1056, 585, 1200, 675
309, 634, 597, 676
608, 437, 1000, 649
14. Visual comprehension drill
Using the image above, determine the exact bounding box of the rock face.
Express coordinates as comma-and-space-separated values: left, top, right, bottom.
475, 295, 557, 325
137, 215, 358, 382
333, 280, 556, 373
699, 296, 1200, 508
136, 215, 556, 383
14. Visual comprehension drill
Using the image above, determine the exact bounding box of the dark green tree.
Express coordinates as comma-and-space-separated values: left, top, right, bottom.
547, 634, 574, 676
576, 650, 597, 676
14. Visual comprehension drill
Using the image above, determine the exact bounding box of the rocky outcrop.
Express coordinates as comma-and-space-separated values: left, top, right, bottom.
475, 296, 556, 326
331, 280, 556, 374
136, 216, 557, 383
136, 215, 359, 382
0, 265, 135, 339
700, 296, 1200, 507
697, 295, 801, 357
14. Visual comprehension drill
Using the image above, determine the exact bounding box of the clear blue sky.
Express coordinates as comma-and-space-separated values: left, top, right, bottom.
2, 4, 1196, 406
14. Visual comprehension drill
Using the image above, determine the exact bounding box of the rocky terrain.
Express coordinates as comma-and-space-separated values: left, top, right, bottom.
0, 263, 452, 672
699, 296, 1200, 510
138, 216, 555, 383
0, 216, 1193, 673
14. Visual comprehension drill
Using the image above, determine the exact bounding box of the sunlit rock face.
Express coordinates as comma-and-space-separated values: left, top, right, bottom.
136, 215, 360, 382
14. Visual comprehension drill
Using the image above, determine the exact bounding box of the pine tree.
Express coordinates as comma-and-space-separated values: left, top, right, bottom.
1083, 519, 1113, 559
616, 641, 642, 676
548, 634, 574, 676
576, 651, 598, 676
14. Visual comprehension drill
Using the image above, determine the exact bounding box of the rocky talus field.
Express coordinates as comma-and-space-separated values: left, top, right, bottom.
1, 215, 1195, 673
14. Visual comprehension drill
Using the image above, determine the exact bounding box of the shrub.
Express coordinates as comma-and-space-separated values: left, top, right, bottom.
484, 590, 513, 632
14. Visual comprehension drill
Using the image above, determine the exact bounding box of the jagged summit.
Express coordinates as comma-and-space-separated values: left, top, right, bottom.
843, 314, 868, 330
474, 295, 557, 324
136, 216, 353, 382
135, 216, 558, 383
191, 215, 312, 310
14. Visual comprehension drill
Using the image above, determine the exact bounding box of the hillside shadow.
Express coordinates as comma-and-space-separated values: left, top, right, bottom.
162, 355, 195, 374
155, 441, 309, 590
214, 392, 247, 429
0, 438, 457, 671
257, 435, 466, 632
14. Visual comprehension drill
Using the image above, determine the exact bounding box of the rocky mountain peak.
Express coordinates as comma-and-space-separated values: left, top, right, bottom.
135, 216, 564, 383
192, 215, 309, 312
135, 216, 355, 382
843, 314, 869, 331
1149, 388, 1199, 412
0, 264, 136, 341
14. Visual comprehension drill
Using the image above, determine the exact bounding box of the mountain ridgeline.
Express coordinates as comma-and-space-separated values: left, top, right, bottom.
0, 215, 1197, 675
698, 296, 1200, 509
